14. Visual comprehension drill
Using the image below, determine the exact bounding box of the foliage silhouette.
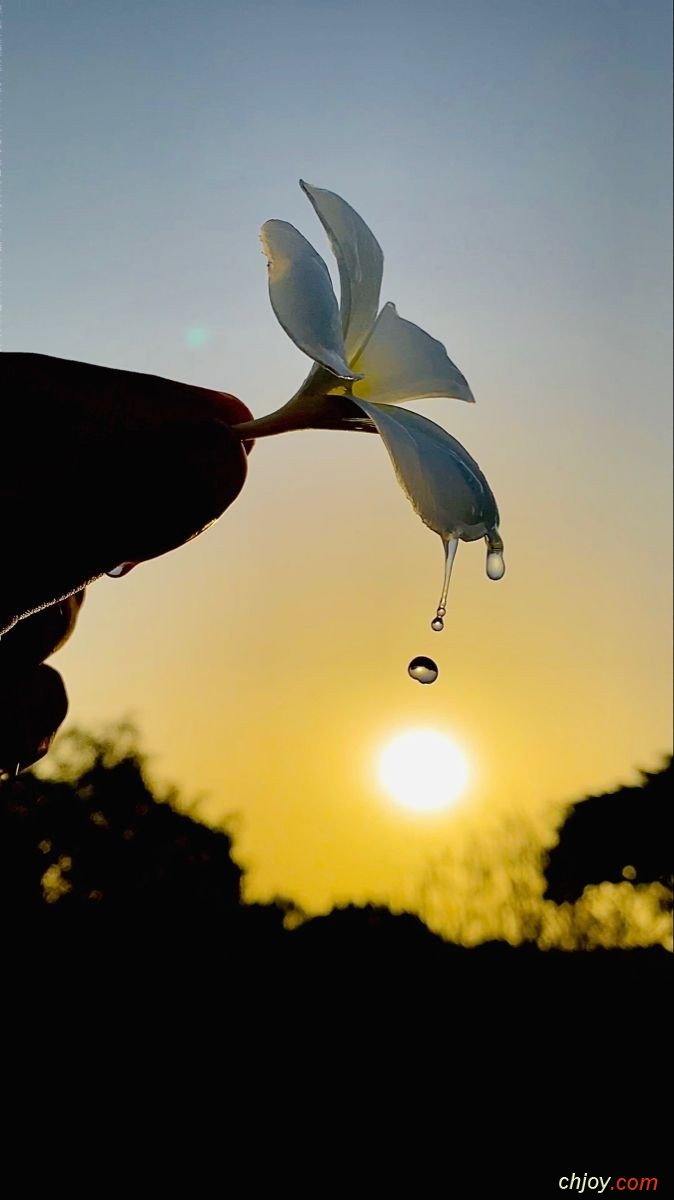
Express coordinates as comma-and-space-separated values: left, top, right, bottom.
544, 757, 673, 903
2, 735, 670, 1193
3, 726, 672, 957
2, 726, 245, 927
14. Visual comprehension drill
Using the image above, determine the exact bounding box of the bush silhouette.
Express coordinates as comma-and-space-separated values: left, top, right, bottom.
544, 757, 673, 903
3, 725, 672, 958
1, 726, 244, 926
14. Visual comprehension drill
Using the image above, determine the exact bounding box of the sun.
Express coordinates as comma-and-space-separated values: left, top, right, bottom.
377, 729, 470, 814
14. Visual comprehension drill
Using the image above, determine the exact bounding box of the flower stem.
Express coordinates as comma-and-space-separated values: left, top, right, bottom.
231, 393, 377, 439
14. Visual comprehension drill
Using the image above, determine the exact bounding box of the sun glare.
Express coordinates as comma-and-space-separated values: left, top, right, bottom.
377, 730, 470, 814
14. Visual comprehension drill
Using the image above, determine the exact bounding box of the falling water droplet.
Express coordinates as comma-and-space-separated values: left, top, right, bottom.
408, 655, 439, 685
485, 528, 506, 580
430, 617, 444, 632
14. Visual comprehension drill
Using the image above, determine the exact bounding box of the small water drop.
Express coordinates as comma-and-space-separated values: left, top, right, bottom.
408, 655, 438, 685
106, 562, 137, 578
486, 550, 505, 580
431, 618, 444, 632
485, 528, 506, 580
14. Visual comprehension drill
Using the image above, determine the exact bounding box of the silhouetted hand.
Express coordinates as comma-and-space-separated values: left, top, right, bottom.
0, 353, 253, 773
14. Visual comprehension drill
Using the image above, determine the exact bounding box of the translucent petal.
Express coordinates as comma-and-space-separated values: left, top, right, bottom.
350, 302, 475, 405
350, 398, 498, 541
300, 181, 384, 360
260, 220, 360, 381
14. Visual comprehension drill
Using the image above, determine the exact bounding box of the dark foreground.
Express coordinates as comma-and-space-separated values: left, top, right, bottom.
2, 738, 671, 1192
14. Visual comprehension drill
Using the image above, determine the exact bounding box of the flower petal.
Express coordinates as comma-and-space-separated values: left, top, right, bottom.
260, 220, 360, 380
350, 398, 498, 541
350, 302, 475, 405
300, 181, 384, 360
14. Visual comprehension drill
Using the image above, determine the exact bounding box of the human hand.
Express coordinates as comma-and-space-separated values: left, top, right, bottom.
0, 353, 253, 773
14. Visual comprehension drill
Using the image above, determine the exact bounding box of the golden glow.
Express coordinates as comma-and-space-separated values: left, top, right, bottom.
377, 729, 470, 813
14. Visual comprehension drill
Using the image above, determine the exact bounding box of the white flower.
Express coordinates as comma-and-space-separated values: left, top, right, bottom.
233, 182, 504, 573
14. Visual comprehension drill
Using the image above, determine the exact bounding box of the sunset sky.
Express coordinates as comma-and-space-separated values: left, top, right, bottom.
5, 1, 672, 926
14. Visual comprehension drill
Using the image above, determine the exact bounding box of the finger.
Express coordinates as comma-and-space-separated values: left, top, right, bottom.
1, 418, 248, 632
96, 417, 250, 565
0, 664, 68, 775
0, 592, 85, 670
1, 353, 254, 446
1, 356, 254, 631
1, 418, 248, 630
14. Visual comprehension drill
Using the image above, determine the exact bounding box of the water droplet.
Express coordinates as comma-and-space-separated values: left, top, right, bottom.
485, 528, 506, 580
106, 562, 137, 578
408, 656, 438, 685
430, 537, 458, 629
486, 551, 505, 580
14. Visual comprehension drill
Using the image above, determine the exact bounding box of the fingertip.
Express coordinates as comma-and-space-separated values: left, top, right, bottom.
0, 591, 86, 669
0, 664, 68, 774
98, 418, 249, 568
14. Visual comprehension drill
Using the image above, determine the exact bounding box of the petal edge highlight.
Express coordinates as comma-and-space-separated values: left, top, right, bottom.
261, 220, 359, 380
300, 181, 384, 360
351, 398, 498, 541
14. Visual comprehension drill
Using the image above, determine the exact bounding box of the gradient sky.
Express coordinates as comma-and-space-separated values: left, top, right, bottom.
4, 1, 672, 926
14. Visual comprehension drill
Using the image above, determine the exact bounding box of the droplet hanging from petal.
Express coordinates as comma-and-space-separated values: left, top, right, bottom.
485, 529, 506, 580
431, 537, 458, 631
106, 562, 138, 578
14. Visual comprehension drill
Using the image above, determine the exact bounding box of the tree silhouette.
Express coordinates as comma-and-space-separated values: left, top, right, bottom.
2, 726, 672, 957
1, 725, 244, 927
2, 731, 671, 1182
544, 757, 673, 903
